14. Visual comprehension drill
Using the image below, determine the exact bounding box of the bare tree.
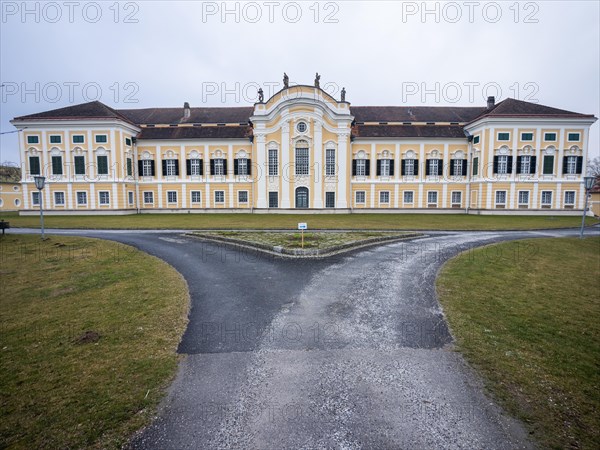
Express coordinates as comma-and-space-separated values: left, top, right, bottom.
587, 156, 600, 177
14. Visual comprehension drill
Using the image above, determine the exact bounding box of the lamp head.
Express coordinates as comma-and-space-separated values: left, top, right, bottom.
583, 176, 595, 190
34, 176, 46, 190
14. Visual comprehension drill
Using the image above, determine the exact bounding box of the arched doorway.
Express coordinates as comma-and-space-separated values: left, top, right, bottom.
295, 187, 309, 208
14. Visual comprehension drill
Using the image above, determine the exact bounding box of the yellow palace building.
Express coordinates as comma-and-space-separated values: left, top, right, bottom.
11, 78, 597, 215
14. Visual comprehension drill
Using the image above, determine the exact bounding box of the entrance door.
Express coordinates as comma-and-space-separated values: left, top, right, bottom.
295, 187, 309, 208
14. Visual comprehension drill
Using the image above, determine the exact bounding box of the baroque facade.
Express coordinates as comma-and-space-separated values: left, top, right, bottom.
11, 81, 597, 215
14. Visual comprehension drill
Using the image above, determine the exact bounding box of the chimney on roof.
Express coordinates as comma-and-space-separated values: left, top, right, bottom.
487, 96, 495, 110
183, 102, 191, 120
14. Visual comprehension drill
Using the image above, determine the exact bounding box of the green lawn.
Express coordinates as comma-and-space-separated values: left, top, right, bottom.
437, 237, 600, 449
0, 235, 189, 449
0, 211, 595, 230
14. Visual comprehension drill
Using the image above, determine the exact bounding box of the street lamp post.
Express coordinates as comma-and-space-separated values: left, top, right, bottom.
579, 176, 595, 239
34, 176, 46, 240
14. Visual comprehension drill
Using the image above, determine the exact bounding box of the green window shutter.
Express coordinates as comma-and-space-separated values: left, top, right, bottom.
473, 157, 479, 176
29, 156, 40, 175
97, 155, 108, 175
52, 156, 63, 175
543, 155, 554, 174
126, 158, 132, 176
74, 156, 85, 175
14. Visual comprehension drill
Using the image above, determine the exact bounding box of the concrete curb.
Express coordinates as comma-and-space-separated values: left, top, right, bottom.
185, 232, 424, 259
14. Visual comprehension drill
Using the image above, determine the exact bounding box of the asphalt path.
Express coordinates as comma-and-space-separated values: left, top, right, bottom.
10, 226, 600, 449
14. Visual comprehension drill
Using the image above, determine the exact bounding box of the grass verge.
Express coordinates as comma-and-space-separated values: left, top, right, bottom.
437, 237, 600, 449
0, 234, 189, 449
0, 211, 596, 231
199, 231, 411, 249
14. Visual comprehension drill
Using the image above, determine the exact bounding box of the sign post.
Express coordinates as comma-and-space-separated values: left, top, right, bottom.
298, 222, 307, 249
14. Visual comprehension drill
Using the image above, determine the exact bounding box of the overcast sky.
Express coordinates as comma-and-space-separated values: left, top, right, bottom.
1, 0, 598, 164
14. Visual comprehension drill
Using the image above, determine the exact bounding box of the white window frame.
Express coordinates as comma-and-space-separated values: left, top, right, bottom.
325, 149, 336, 176
520, 155, 531, 174
214, 190, 225, 203
238, 190, 248, 203
429, 159, 439, 176
190, 191, 202, 204
166, 159, 177, 177
27, 135, 40, 144
544, 132, 557, 141
453, 159, 463, 176
520, 132, 534, 141
143, 191, 154, 204
451, 191, 462, 206
379, 191, 390, 204
72, 135, 85, 144
167, 191, 178, 204
268, 149, 278, 176
404, 159, 415, 176
190, 159, 201, 176
427, 191, 438, 206
237, 158, 248, 176
54, 191, 65, 206
541, 191, 553, 206
497, 132, 511, 141
76, 191, 88, 206
214, 158, 225, 176
564, 191, 576, 206
268, 191, 278, 208
518, 190, 529, 207
98, 191, 110, 206
403, 191, 414, 205
495, 190, 507, 206
566, 156, 577, 175
380, 159, 391, 177
567, 133, 580, 142
49, 134, 62, 144
355, 191, 366, 204
128, 191, 134, 205
497, 155, 508, 175
142, 160, 153, 177
95, 134, 108, 144
295, 147, 309, 175
356, 159, 366, 177
31, 191, 40, 206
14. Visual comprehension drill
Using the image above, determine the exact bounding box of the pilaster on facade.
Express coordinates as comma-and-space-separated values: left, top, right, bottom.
313, 121, 323, 208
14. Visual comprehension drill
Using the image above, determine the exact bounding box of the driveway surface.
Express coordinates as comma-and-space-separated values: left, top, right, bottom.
12, 226, 600, 449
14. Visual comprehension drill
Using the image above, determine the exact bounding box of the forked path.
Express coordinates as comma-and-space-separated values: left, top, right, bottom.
16, 227, 598, 448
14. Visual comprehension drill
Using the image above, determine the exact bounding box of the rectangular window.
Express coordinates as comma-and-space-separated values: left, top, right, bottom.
167, 191, 177, 203
295, 147, 309, 175
95, 134, 108, 144
497, 155, 508, 174
27, 135, 39, 144
77, 191, 87, 205
379, 191, 390, 204
97, 155, 108, 175
125, 137, 132, 146
541, 191, 553, 206
521, 132, 533, 141
518, 191, 529, 206
566, 156, 577, 175
268, 149, 278, 176
356, 191, 366, 204
72, 135, 84, 144
166, 159, 178, 176
403, 191, 414, 204
126, 158, 132, 177
215, 191, 225, 203
427, 191, 438, 205
29, 156, 40, 175
191, 191, 202, 204
451, 191, 462, 206
544, 132, 557, 141
54, 192, 65, 206
380, 159, 391, 177
31, 191, 40, 206
543, 155, 554, 174
237, 158, 248, 176
325, 149, 336, 176
473, 135, 480, 144
74, 156, 86, 175
567, 133, 580, 141
452, 159, 463, 176
144, 191, 154, 204
214, 158, 225, 176
51, 156, 63, 175
238, 191, 248, 203
99, 191, 110, 205
190, 159, 202, 176
520, 155, 531, 174
142, 160, 153, 177
564, 191, 575, 205
49, 135, 62, 144
497, 132, 510, 141
472, 157, 479, 176
356, 159, 366, 176
268, 191, 278, 208
404, 159, 415, 176
428, 159, 439, 176
325, 192, 335, 208
495, 191, 507, 206
128, 191, 134, 205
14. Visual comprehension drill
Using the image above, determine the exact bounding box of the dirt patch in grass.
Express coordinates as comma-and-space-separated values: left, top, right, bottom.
0, 235, 189, 449
437, 237, 600, 449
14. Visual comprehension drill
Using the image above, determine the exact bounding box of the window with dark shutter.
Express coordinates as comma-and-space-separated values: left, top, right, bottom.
576, 156, 583, 174
493, 156, 499, 174
472, 157, 479, 176
29, 156, 41, 175
437, 159, 443, 176
126, 158, 132, 177
461, 159, 468, 176
97, 155, 108, 175
376, 160, 381, 176
52, 156, 63, 175
506, 156, 513, 174
530, 156, 537, 174
543, 155, 554, 174
365, 159, 371, 176
352, 160, 357, 176
74, 156, 85, 175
